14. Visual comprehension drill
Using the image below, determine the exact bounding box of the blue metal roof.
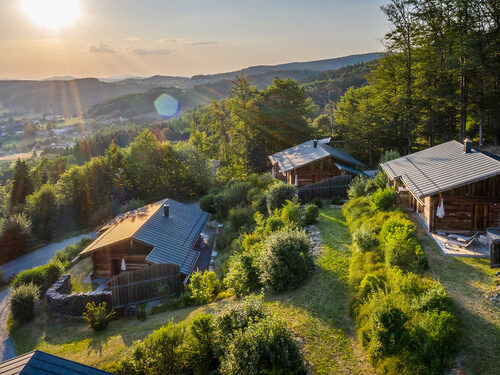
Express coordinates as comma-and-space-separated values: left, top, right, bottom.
0, 350, 113, 375
333, 162, 368, 177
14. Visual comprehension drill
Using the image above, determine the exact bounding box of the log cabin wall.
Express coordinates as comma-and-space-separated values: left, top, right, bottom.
90, 239, 153, 279
286, 156, 342, 187
431, 175, 500, 232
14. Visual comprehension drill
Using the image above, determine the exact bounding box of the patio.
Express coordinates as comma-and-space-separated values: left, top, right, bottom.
429, 232, 490, 258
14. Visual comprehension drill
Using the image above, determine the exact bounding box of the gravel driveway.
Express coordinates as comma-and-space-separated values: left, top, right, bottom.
0, 232, 96, 361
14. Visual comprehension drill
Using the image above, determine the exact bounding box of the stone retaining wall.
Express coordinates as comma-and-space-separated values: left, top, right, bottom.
46, 275, 111, 316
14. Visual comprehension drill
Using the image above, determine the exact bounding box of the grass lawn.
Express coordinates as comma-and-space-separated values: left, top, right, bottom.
68, 258, 98, 293
410, 213, 500, 375
10, 207, 374, 373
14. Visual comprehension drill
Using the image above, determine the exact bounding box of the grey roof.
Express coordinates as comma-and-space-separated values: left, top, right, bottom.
81, 198, 210, 275
381, 140, 500, 199
142, 199, 209, 275
269, 138, 367, 173
0, 350, 112, 375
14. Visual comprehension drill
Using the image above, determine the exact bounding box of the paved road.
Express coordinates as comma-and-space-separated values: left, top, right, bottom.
0, 232, 96, 361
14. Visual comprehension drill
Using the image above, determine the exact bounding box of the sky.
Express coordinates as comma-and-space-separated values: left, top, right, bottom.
0, 0, 389, 80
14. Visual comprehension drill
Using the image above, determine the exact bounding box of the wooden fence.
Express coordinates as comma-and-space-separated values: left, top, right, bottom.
298, 175, 352, 201
108, 263, 183, 309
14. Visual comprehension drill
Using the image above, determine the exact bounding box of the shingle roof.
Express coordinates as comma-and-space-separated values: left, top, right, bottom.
381, 140, 500, 199
269, 138, 367, 173
80, 199, 210, 275
0, 350, 112, 375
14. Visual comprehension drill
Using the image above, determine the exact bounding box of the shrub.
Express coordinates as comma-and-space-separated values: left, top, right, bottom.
199, 193, 217, 215
375, 170, 388, 188
352, 227, 379, 252
304, 204, 319, 225
384, 228, 423, 272
83, 302, 115, 332
136, 303, 147, 321
369, 187, 396, 211
10, 282, 40, 323
364, 179, 379, 195
11, 266, 47, 293
379, 217, 416, 245
259, 229, 313, 292
224, 253, 260, 296
365, 298, 409, 359
223, 181, 252, 208
119, 198, 145, 214
265, 183, 296, 213
220, 316, 307, 375
414, 283, 453, 312
379, 150, 401, 165
186, 314, 218, 374
347, 175, 367, 200
214, 294, 266, 337
119, 321, 186, 375
213, 193, 230, 219
310, 197, 323, 207
280, 199, 302, 227
358, 274, 385, 300
342, 197, 373, 229
188, 270, 221, 304
228, 206, 255, 230
0, 213, 31, 262
54, 238, 93, 267
44, 260, 64, 287
265, 216, 284, 234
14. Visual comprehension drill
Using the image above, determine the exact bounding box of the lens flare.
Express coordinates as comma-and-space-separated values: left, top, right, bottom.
154, 94, 180, 118
21, 0, 80, 29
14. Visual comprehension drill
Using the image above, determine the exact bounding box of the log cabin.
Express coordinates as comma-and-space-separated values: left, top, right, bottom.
381, 140, 500, 233
268, 138, 367, 187
79, 198, 210, 279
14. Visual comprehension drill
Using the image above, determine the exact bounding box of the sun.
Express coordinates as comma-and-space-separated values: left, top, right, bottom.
21, 0, 80, 29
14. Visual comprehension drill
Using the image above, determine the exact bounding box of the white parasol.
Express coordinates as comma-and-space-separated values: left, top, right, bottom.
436, 198, 445, 219
121, 258, 126, 271
294, 174, 298, 187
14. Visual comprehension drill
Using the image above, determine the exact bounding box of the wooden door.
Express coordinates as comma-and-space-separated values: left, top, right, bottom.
111, 258, 121, 276
473, 204, 489, 230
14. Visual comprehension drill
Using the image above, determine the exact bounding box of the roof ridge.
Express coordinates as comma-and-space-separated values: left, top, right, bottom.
405, 155, 441, 192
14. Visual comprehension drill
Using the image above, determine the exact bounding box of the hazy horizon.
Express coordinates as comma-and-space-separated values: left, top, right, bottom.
0, 0, 388, 80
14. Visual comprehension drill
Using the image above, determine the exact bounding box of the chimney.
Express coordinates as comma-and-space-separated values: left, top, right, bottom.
163, 204, 170, 217
464, 138, 472, 153
313, 139, 318, 148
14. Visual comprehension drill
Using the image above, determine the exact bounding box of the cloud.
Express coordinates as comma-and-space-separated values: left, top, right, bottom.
124, 37, 141, 42
132, 48, 174, 56
88, 42, 115, 54
190, 41, 224, 46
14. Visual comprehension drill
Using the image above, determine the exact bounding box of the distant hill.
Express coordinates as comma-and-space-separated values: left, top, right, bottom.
0, 52, 381, 118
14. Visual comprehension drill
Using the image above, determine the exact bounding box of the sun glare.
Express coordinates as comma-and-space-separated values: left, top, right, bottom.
21, 0, 80, 29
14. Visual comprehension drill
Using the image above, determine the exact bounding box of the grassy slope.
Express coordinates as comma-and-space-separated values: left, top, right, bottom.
10, 207, 374, 373
410, 213, 500, 375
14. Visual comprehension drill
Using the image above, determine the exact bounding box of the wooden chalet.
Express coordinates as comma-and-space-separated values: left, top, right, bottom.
80, 199, 210, 279
268, 138, 367, 187
381, 140, 500, 232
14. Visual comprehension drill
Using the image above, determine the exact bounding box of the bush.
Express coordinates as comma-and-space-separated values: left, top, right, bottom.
119, 198, 145, 214
265, 216, 284, 234
375, 170, 388, 188
358, 274, 385, 300
44, 260, 63, 287
220, 316, 307, 375
310, 197, 323, 207
54, 238, 93, 267
199, 193, 217, 215
259, 229, 313, 292
214, 295, 266, 337
304, 204, 319, 225
11, 266, 47, 293
369, 187, 396, 211
414, 283, 453, 312
119, 321, 186, 375
10, 282, 40, 323
342, 197, 373, 228
364, 179, 379, 195
353, 227, 379, 253
224, 253, 260, 296
265, 183, 296, 213
379, 150, 401, 165
188, 270, 221, 304
0, 213, 32, 262
379, 217, 416, 245
347, 175, 367, 200
228, 206, 255, 231
83, 302, 115, 332
280, 199, 302, 227
186, 315, 218, 374
136, 303, 147, 321
384, 228, 423, 272
223, 181, 252, 208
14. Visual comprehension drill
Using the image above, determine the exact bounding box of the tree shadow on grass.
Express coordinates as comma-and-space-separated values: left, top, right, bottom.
87, 330, 111, 356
